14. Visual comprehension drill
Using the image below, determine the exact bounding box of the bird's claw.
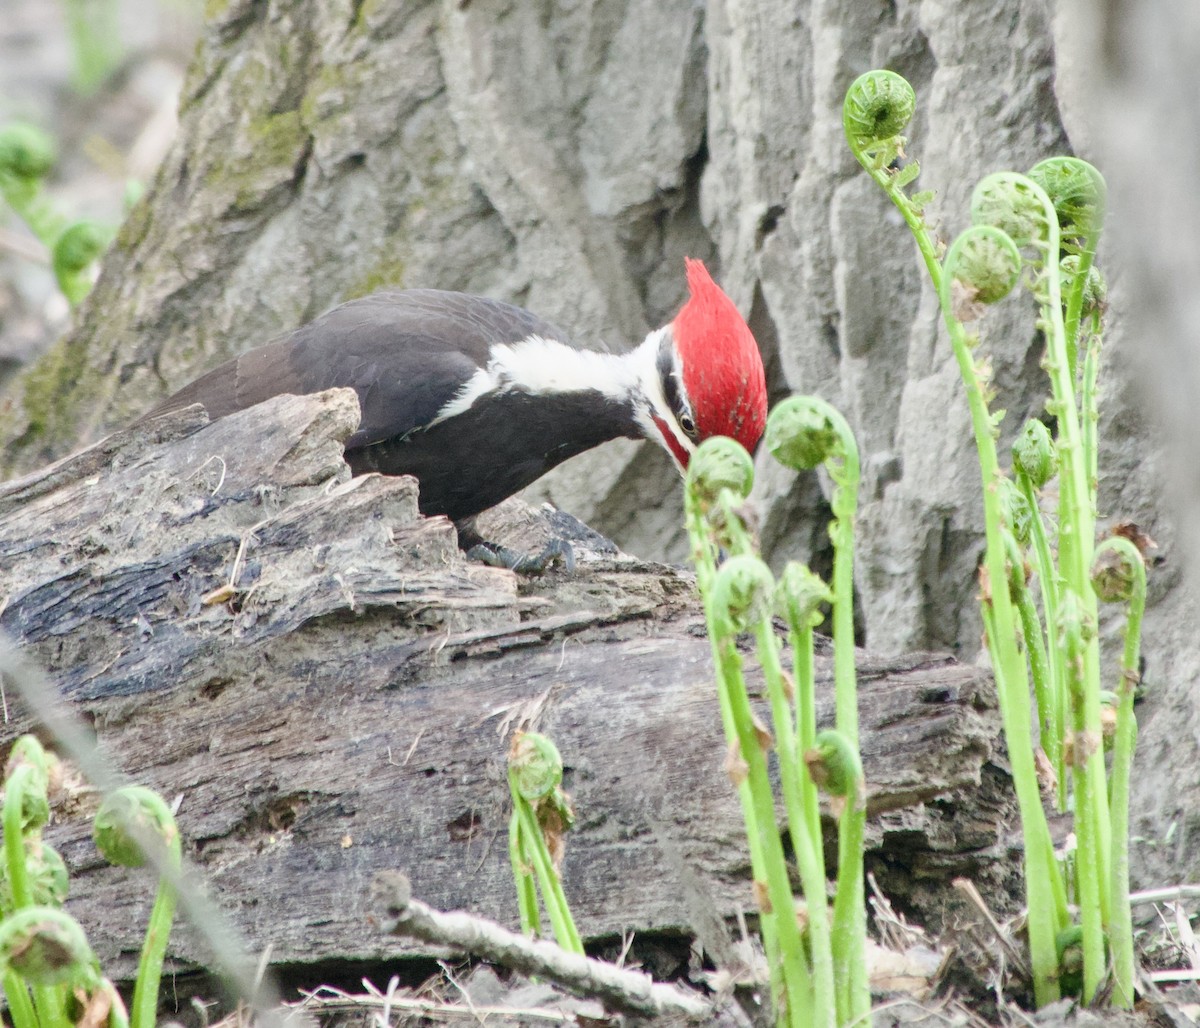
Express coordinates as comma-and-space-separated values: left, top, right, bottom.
465, 538, 576, 575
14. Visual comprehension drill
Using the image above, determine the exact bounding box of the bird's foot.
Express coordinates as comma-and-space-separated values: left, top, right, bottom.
465, 538, 576, 575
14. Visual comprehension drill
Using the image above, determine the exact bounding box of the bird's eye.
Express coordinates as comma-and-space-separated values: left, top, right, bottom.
679, 412, 697, 437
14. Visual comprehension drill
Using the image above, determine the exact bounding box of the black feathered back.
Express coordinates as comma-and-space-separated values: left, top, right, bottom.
138, 290, 572, 448
134, 289, 642, 522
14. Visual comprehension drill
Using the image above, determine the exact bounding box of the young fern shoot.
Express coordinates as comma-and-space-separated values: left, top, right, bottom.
764, 397, 868, 1026
685, 400, 868, 1028
506, 732, 582, 955
93, 788, 183, 1028
843, 69, 1145, 1009
0, 123, 110, 306
0, 736, 150, 1028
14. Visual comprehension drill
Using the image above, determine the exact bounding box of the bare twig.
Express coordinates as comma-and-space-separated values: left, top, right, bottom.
1172, 900, 1200, 971
371, 871, 711, 1019
1129, 884, 1200, 906
188, 454, 228, 496
1146, 968, 1200, 983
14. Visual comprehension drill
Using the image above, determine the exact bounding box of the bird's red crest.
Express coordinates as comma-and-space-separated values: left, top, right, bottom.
672, 258, 767, 454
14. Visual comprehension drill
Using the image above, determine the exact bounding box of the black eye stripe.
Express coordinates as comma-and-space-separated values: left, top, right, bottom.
656, 336, 692, 430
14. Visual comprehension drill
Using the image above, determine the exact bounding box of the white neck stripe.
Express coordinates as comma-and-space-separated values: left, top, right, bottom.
429, 327, 698, 469
432, 335, 640, 425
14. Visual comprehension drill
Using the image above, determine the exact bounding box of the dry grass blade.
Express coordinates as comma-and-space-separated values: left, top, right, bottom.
952, 877, 1031, 981
291, 983, 574, 1024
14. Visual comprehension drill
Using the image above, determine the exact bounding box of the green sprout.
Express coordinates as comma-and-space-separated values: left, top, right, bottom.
0, 906, 128, 1028
0, 125, 60, 241
1012, 418, 1057, 491
1, 740, 67, 1028
804, 731, 863, 804
0, 907, 99, 989
52, 221, 110, 305
93, 787, 181, 1028
765, 396, 866, 1023
506, 731, 581, 954
0, 123, 110, 306
709, 554, 815, 1026
684, 397, 866, 1028
0, 736, 177, 1028
845, 69, 1143, 1010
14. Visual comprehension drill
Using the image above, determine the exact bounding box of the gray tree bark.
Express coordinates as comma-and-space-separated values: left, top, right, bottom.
0, 0, 1194, 896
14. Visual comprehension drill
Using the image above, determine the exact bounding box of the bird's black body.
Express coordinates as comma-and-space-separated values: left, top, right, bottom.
349, 388, 637, 522
140, 290, 640, 522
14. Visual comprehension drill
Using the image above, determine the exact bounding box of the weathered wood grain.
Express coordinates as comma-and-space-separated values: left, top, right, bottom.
0, 390, 1013, 982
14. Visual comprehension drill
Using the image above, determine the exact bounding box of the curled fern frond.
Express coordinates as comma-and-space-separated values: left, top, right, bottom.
32, 844, 68, 910
1012, 418, 1057, 489
52, 219, 109, 305
1061, 255, 1107, 315
1090, 537, 1146, 605
970, 172, 1050, 249
687, 436, 754, 506
508, 732, 564, 803
52, 220, 107, 275
93, 787, 179, 869
0, 123, 56, 181
0, 907, 98, 988
1000, 478, 1034, 549
945, 225, 1023, 305
1028, 157, 1107, 245
711, 555, 776, 635
776, 561, 832, 631
765, 394, 853, 472
804, 730, 863, 800
843, 70, 916, 151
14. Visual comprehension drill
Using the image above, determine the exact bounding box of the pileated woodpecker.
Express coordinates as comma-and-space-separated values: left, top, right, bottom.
140, 258, 767, 526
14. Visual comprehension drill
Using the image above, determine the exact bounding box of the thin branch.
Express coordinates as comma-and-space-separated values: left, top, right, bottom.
1129, 884, 1200, 906
371, 871, 711, 1019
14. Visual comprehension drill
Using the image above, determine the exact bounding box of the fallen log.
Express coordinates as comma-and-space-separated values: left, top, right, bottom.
0, 389, 1014, 985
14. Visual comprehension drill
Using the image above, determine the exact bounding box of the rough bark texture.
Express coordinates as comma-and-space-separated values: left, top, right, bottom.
0, 390, 1014, 982
0, 0, 1195, 894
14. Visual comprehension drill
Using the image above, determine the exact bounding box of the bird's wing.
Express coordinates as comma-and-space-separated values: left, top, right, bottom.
138, 289, 572, 447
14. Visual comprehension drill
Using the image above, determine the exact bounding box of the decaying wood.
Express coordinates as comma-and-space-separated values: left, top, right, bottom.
0, 389, 1014, 982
